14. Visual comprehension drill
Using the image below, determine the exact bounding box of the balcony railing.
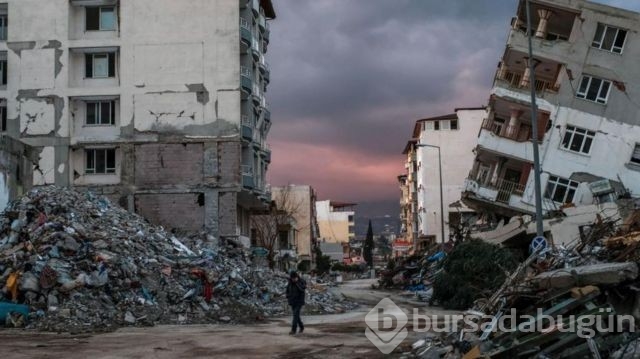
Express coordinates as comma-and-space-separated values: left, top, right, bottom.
498, 69, 557, 94
494, 178, 525, 203
481, 118, 530, 142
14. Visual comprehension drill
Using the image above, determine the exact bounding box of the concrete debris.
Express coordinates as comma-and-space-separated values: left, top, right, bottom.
406, 209, 640, 358
0, 186, 356, 332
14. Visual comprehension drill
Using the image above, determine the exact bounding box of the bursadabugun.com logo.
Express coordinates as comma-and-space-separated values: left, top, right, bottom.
364, 298, 408, 354
365, 298, 636, 354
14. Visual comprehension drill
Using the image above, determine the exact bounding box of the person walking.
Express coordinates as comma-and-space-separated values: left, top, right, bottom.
286, 271, 306, 335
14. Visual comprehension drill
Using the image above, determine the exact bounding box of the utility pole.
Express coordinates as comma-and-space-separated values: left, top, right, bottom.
526, 0, 545, 238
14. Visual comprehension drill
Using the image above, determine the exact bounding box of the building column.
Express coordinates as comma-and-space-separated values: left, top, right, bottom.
520, 57, 540, 88
535, 9, 553, 39
508, 108, 522, 139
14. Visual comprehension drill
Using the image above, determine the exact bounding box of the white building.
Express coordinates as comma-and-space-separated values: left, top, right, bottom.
0, 0, 275, 241
463, 0, 640, 244
408, 108, 486, 244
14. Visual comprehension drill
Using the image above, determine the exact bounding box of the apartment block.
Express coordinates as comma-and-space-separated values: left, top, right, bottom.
316, 200, 356, 243
0, 0, 275, 242
464, 0, 640, 222
401, 108, 485, 246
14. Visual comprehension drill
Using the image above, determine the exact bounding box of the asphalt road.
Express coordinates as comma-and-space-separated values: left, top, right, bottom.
0, 279, 459, 359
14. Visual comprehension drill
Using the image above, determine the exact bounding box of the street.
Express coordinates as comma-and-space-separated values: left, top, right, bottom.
0, 279, 458, 359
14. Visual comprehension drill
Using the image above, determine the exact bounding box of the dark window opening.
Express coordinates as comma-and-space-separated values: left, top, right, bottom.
0, 106, 5, 132
86, 101, 116, 125
450, 119, 458, 130
85, 148, 116, 174
86, 6, 116, 31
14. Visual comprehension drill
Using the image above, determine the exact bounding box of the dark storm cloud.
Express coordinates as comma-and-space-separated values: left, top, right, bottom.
267, 0, 640, 216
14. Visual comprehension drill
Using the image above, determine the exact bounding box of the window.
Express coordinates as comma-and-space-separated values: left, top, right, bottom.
576, 75, 611, 104
85, 148, 116, 174
278, 231, 289, 249
425, 121, 434, 130
0, 13, 7, 41
0, 106, 5, 132
0, 59, 6, 85
440, 120, 451, 130
86, 6, 116, 31
545, 175, 579, 204
434, 121, 440, 131
86, 101, 116, 125
451, 119, 458, 130
85, 53, 116, 78
561, 125, 595, 154
630, 144, 640, 165
592, 23, 627, 54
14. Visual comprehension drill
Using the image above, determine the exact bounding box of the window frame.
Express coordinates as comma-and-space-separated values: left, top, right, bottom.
592, 23, 627, 54
0, 106, 6, 132
630, 143, 640, 165
85, 6, 117, 32
545, 175, 579, 204
0, 14, 7, 41
561, 125, 596, 155
85, 148, 116, 175
576, 75, 611, 104
85, 101, 116, 126
85, 52, 116, 79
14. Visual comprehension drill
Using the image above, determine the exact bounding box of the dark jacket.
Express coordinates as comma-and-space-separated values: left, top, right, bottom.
286, 278, 306, 306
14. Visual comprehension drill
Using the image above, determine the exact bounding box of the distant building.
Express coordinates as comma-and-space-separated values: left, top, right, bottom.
316, 200, 356, 243
270, 185, 319, 264
463, 0, 640, 224
401, 108, 486, 245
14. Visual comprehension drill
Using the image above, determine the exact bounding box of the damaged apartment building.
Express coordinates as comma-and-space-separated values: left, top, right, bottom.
0, 0, 275, 242
463, 0, 640, 246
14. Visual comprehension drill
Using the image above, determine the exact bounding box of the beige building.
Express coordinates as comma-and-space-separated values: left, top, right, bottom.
270, 185, 319, 263
316, 200, 356, 243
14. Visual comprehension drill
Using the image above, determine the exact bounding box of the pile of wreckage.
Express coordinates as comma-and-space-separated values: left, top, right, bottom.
0, 187, 355, 333
378, 249, 446, 303
408, 210, 640, 358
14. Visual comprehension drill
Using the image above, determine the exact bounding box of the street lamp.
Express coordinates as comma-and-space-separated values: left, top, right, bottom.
416, 143, 445, 244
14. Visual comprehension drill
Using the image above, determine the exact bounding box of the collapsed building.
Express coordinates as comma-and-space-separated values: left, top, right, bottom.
461, 0, 640, 247
0, 0, 275, 244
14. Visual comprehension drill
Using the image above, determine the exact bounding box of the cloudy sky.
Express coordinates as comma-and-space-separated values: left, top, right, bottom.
266, 0, 640, 218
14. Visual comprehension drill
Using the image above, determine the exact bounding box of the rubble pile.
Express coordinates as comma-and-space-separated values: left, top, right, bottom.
0, 187, 355, 332
408, 211, 640, 358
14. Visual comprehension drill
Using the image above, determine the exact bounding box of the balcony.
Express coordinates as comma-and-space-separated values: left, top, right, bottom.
242, 165, 254, 189
260, 144, 271, 163
258, 53, 267, 74
241, 115, 254, 141
264, 67, 270, 84
494, 48, 561, 99
251, 0, 260, 16
258, 14, 266, 33
251, 38, 260, 60
240, 0, 249, 9
240, 18, 252, 51
252, 84, 262, 105
240, 66, 252, 95
263, 108, 271, 122
463, 176, 531, 217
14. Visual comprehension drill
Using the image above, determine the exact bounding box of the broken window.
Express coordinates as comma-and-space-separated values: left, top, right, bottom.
561, 125, 595, 154
86, 101, 116, 125
0, 106, 5, 132
576, 75, 611, 104
86, 6, 116, 31
592, 23, 627, 54
85, 53, 116, 78
631, 144, 640, 165
85, 148, 116, 174
545, 175, 579, 204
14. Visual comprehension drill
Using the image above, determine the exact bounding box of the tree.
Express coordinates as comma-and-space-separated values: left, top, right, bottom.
363, 220, 375, 267
314, 245, 332, 275
251, 186, 302, 269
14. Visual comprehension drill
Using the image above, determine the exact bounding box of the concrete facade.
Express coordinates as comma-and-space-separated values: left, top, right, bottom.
0, 0, 275, 241
316, 200, 356, 244
270, 185, 319, 262
463, 0, 640, 229
413, 108, 486, 244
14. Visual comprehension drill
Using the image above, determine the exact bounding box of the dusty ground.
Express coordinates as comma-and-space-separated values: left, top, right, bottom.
0, 279, 459, 359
